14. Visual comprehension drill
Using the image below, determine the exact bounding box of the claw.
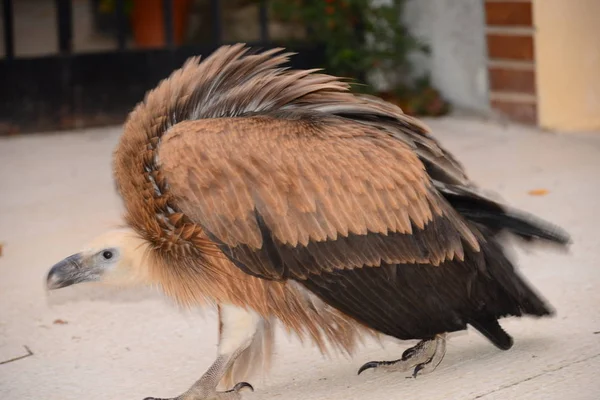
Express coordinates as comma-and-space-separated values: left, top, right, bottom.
231, 382, 254, 393
401, 347, 416, 360
412, 362, 426, 378
357, 335, 447, 379
357, 361, 380, 375
143, 381, 253, 400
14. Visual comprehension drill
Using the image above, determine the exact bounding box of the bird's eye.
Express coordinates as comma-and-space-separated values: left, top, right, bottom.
102, 251, 113, 260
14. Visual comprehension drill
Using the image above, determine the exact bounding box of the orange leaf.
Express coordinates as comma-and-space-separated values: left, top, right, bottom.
528, 189, 549, 196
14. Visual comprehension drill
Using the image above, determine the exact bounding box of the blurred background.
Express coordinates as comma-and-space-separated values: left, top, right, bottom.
1, 0, 598, 135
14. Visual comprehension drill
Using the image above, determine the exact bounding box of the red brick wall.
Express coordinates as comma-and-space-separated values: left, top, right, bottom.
484, 0, 537, 124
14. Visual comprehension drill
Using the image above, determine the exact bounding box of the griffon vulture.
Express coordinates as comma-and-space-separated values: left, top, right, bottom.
46, 44, 571, 400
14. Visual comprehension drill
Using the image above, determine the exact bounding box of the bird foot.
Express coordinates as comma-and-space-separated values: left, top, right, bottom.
357, 334, 447, 379
143, 382, 254, 400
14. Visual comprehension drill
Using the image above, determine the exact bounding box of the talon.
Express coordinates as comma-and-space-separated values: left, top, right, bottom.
357, 361, 379, 375
402, 340, 427, 360
413, 362, 426, 378
401, 348, 415, 360
232, 382, 254, 392
358, 335, 448, 378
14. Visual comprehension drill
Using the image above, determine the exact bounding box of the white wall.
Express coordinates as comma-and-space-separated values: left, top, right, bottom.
403, 0, 490, 112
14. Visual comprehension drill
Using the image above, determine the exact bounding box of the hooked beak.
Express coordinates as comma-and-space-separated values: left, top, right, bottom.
46, 253, 91, 290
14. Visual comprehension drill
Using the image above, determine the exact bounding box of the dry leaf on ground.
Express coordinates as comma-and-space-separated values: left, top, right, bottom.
528, 189, 549, 196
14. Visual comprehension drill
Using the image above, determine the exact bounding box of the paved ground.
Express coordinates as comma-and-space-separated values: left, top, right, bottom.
1, 116, 599, 399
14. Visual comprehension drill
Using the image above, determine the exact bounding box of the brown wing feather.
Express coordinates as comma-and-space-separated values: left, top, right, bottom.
114, 44, 473, 260
158, 112, 480, 281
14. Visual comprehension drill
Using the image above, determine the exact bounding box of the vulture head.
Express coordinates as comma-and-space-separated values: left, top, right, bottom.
46, 228, 151, 290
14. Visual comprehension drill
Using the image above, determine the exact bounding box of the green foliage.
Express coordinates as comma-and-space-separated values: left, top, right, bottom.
98, 0, 134, 15
269, 0, 428, 93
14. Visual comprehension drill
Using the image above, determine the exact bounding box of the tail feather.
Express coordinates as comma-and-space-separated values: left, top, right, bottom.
468, 317, 514, 350
466, 236, 554, 349
487, 259, 555, 319
435, 181, 571, 245
500, 211, 570, 244
463, 206, 571, 245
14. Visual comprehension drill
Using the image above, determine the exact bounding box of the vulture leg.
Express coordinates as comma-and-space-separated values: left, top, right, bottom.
357, 333, 447, 378
144, 305, 260, 400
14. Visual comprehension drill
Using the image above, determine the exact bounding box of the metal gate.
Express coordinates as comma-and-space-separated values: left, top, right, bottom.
0, 0, 323, 135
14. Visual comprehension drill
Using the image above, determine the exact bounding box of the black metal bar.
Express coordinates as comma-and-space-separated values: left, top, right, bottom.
163, 0, 174, 47
210, 0, 222, 45
2, 0, 15, 59
115, 0, 127, 50
0, 42, 325, 135
259, 0, 269, 43
55, 0, 73, 54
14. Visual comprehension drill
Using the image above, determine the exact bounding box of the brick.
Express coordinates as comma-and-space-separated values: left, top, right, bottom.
489, 67, 536, 94
487, 34, 534, 61
491, 99, 537, 124
485, 2, 533, 26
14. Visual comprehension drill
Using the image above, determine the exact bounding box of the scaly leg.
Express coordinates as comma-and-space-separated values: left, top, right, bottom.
358, 333, 447, 378
144, 305, 261, 400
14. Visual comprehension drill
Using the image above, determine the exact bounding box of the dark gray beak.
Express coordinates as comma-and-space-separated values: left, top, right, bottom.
46, 253, 88, 290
